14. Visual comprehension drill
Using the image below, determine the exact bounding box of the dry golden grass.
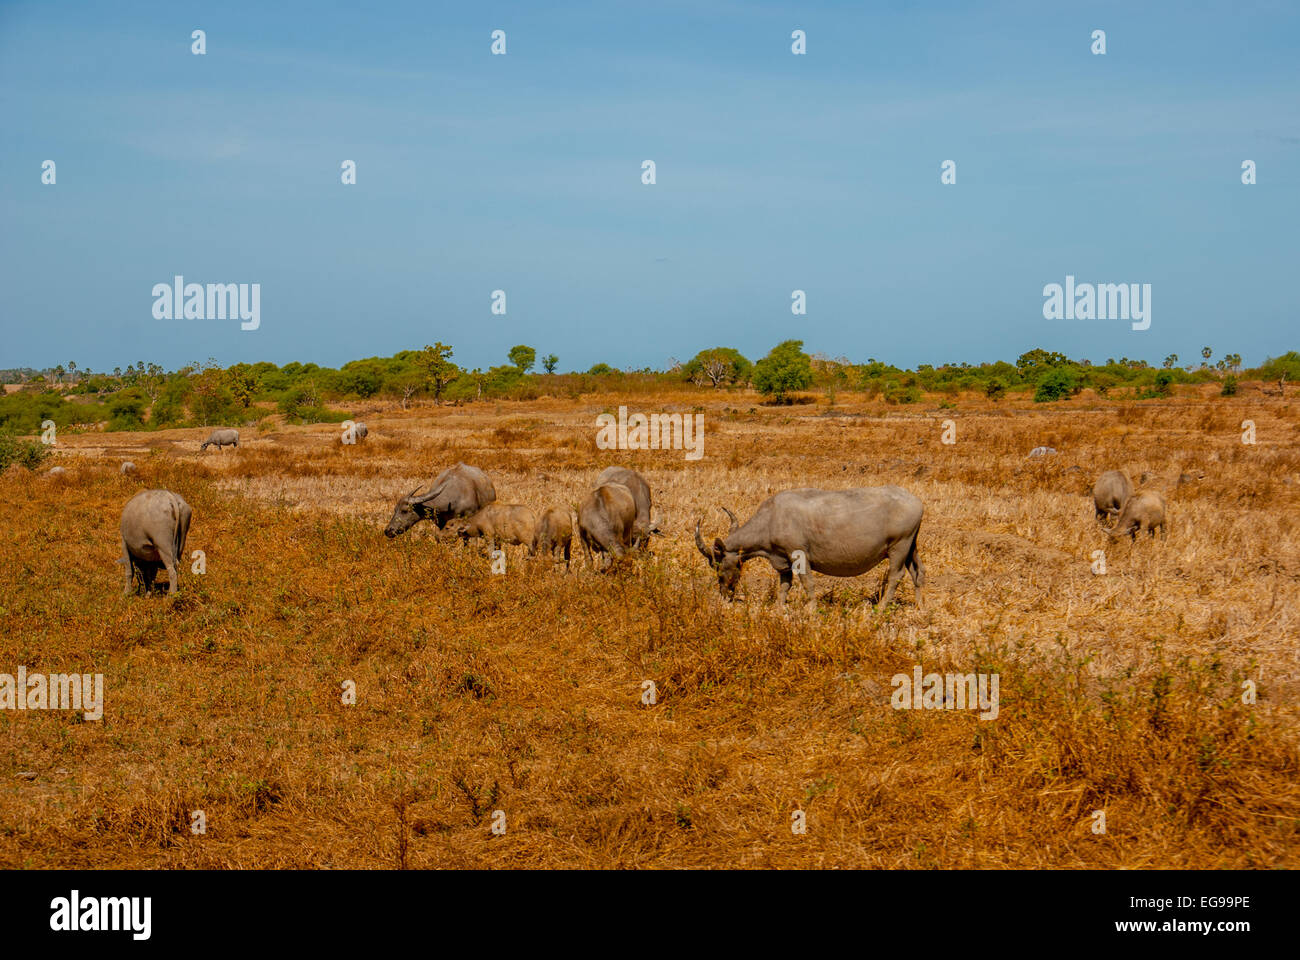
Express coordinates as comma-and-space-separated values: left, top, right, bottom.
2, 384, 1299, 868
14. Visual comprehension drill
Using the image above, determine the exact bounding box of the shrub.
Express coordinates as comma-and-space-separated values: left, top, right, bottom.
1034, 368, 1077, 403
106, 389, 148, 431
149, 397, 185, 427
985, 378, 1007, 401
884, 382, 922, 405
753, 340, 813, 403
0, 433, 51, 471
1221, 375, 1238, 397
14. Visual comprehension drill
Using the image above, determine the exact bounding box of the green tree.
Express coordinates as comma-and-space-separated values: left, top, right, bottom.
683, 347, 752, 387
107, 388, 148, 430
985, 378, 1007, 400
416, 343, 459, 404
1016, 349, 1069, 380
226, 363, 259, 408
1033, 367, 1077, 402
191, 366, 235, 425
542, 353, 559, 374
753, 340, 813, 403
508, 345, 536, 373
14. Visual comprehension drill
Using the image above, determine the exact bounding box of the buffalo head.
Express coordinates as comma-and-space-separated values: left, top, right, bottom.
695, 507, 741, 598
385, 485, 430, 538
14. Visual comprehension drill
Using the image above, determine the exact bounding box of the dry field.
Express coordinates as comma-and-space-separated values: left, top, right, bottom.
2, 385, 1299, 868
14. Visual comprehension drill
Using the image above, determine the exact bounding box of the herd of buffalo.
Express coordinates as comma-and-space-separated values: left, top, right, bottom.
111, 428, 1171, 601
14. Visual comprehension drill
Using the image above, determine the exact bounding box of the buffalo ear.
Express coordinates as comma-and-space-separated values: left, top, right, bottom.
712, 537, 727, 561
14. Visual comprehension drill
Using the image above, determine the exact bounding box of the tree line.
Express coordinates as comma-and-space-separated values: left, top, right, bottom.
1, 342, 1297, 438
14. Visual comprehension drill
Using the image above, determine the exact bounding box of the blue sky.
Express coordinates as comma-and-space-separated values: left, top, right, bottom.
1, 0, 1297, 373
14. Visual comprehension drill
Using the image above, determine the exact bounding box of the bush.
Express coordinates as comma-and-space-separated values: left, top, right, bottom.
149, 396, 185, 427
0, 433, 51, 471
985, 378, 1007, 401
883, 382, 922, 405
1154, 370, 1174, 397
106, 389, 147, 431
753, 340, 813, 403
1221, 375, 1238, 397
1034, 368, 1077, 403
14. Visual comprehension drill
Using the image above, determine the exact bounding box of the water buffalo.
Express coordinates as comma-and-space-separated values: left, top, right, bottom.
533, 506, 574, 569
695, 486, 925, 608
343, 422, 368, 443
200, 428, 240, 452
578, 483, 637, 570
443, 503, 538, 554
1109, 491, 1167, 541
384, 463, 496, 537
118, 489, 192, 595
120, 461, 136, 475
1092, 470, 1133, 523
596, 466, 656, 548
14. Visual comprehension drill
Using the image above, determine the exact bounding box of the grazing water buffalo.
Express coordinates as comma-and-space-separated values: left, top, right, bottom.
695, 486, 925, 608
343, 422, 368, 442
1093, 470, 1134, 523
384, 463, 496, 537
443, 503, 538, 553
596, 466, 656, 548
534, 506, 574, 569
200, 428, 240, 452
578, 483, 637, 570
1109, 491, 1167, 541
118, 489, 192, 595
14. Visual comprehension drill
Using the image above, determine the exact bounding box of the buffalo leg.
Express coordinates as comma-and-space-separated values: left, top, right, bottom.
878, 544, 910, 609
907, 549, 925, 609
776, 568, 793, 605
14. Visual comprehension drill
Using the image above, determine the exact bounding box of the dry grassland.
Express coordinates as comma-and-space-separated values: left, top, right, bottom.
2, 385, 1299, 868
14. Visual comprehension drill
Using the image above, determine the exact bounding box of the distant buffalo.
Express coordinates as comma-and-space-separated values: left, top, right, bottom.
385, 463, 496, 538
1092, 470, 1133, 523
534, 506, 574, 569
596, 466, 657, 549
578, 484, 638, 570
1110, 491, 1167, 541
118, 489, 192, 595
200, 429, 239, 452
